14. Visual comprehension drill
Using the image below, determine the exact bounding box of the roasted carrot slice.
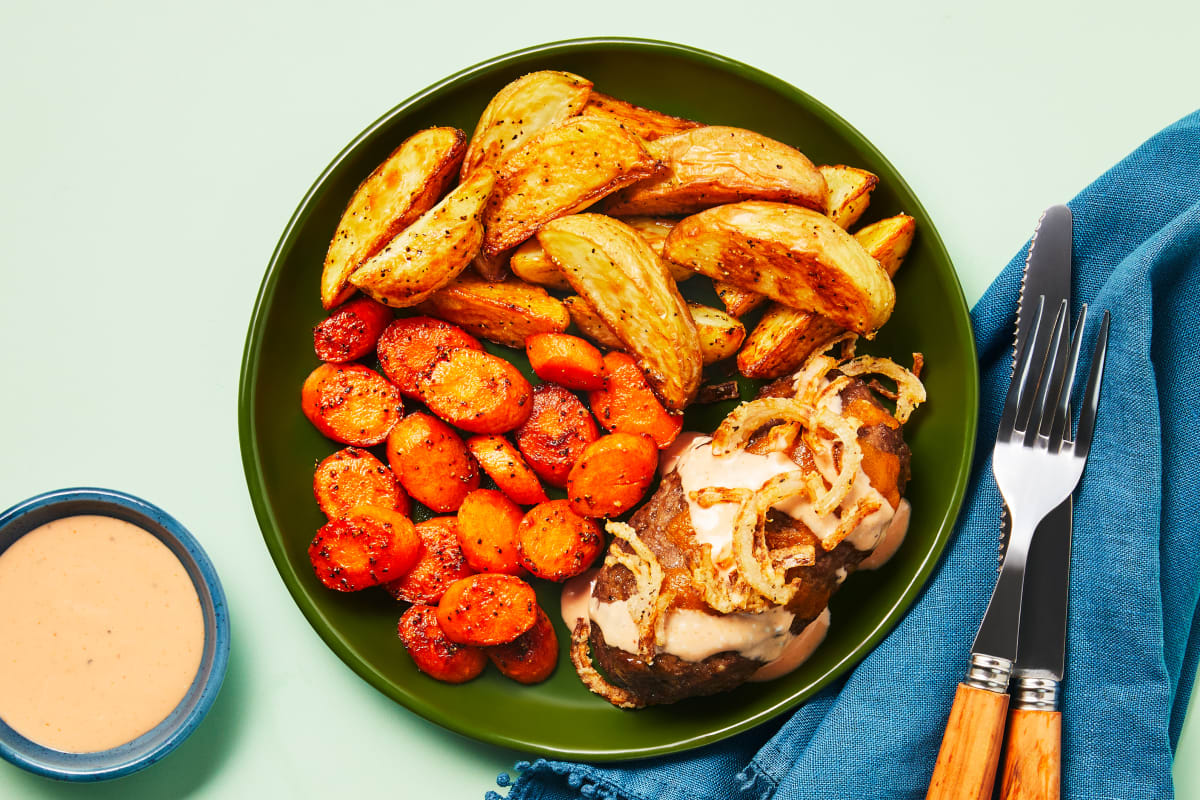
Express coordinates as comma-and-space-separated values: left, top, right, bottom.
386, 412, 479, 512
516, 500, 604, 582
313, 447, 410, 519
301, 363, 404, 447
398, 604, 487, 684
436, 574, 538, 646
376, 316, 483, 399
308, 505, 420, 591
525, 333, 606, 391
513, 384, 599, 488
422, 348, 533, 434
313, 296, 393, 363
465, 435, 549, 505
566, 433, 658, 519
587, 352, 682, 449
384, 517, 475, 605
486, 606, 558, 684
456, 489, 525, 575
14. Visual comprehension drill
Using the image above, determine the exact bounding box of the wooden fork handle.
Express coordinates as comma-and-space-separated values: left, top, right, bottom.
926, 683, 1010, 800
999, 708, 1061, 799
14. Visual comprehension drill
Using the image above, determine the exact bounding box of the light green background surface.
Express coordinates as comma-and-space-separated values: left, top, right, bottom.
0, 1, 1195, 797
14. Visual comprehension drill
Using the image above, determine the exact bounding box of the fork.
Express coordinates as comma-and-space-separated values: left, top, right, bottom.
985, 298, 1110, 673
926, 297, 1110, 800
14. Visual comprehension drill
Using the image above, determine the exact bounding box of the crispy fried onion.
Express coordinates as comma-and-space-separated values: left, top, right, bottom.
823, 495, 884, 551
569, 618, 644, 709
711, 397, 813, 455
837, 355, 927, 424
764, 421, 801, 453
727, 470, 816, 604
792, 331, 858, 402
772, 543, 817, 570
603, 521, 664, 663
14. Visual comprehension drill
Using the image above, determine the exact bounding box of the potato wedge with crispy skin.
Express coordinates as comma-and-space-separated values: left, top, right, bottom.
617, 216, 693, 281
821, 164, 879, 229
688, 303, 745, 364
510, 215, 689, 289
714, 281, 766, 317
563, 296, 624, 350
482, 118, 663, 256
461, 70, 592, 180
538, 214, 701, 410
416, 274, 569, 349
599, 126, 828, 216
321, 127, 466, 309
563, 294, 741, 366
736, 305, 844, 379
854, 213, 916, 276
580, 92, 701, 141
348, 170, 494, 308
736, 213, 917, 378
510, 238, 572, 290
664, 201, 894, 335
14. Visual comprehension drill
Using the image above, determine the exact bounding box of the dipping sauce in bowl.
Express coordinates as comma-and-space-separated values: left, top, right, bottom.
0, 489, 228, 781
0, 515, 205, 753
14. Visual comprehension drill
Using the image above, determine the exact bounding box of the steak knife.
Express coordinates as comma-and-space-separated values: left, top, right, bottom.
998, 206, 1074, 799
926, 207, 1073, 800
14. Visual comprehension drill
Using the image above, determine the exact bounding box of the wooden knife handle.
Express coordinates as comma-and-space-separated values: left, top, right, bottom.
925, 683, 1010, 800
999, 708, 1061, 799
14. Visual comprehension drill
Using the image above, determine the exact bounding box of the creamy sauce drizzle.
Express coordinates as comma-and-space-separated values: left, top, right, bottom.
749, 608, 830, 682
858, 499, 911, 571
668, 435, 896, 567
0, 515, 204, 753
590, 597, 797, 663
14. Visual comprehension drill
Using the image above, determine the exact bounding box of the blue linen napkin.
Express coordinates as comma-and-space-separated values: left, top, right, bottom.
491, 109, 1200, 800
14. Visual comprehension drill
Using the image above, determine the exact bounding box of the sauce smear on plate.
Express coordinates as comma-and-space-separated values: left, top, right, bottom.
0, 515, 204, 753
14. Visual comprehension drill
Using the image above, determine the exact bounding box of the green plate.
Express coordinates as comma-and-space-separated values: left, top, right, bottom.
238, 37, 978, 760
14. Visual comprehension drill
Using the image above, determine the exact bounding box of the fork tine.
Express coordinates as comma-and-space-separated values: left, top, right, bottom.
1071, 311, 1111, 458
1025, 299, 1069, 442
1046, 304, 1089, 448
998, 295, 1045, 440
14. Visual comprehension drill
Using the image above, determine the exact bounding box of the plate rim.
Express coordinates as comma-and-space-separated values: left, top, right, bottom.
237, 35, 979, 760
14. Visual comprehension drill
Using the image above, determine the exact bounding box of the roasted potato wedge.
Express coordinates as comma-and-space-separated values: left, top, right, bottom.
714, 281, 766, 317
482, 118, 663, 255
618, 216, 692, 281
416, 274, 569, 349
563, 295, 624, 350
511, 215, 689, 288
737, 213, 918, 378
664, 201, 894, 335
348, 170, 493, 308
510, 238, 572, 290
736, 305, 843, 379
538, 214, 701, 410
580, 92, 701, 141
821, 164, 879, 229
461, 70, 592, 180
565, 296, 743, 366
854, 213, 916, 277
688, 303, 745, 364
599, 126, 827, 216
321, 127, 465, 308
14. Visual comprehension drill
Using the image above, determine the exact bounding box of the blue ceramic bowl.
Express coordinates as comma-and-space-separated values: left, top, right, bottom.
0, 488, 230, 781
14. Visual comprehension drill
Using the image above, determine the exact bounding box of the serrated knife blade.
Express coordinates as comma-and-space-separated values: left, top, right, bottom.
1011, 205, 1073, 686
